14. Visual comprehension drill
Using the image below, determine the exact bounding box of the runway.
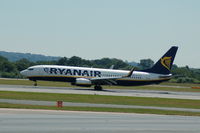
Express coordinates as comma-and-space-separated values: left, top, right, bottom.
0, 84, 200, 100
0, 108, 200, 133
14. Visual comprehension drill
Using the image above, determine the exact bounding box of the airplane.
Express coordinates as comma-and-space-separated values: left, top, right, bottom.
20, 46, 178, 90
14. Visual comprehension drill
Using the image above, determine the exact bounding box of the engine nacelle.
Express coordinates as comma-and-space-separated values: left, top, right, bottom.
72, 78, 92, 87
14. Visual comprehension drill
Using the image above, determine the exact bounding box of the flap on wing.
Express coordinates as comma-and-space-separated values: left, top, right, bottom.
91, 76, 120, 81
91, 77, 119, 85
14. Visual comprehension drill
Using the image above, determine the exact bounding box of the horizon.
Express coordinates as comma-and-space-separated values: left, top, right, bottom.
1, 50, 199, 69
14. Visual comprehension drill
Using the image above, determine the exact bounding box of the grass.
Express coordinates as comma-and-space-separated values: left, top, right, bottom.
0, 78, 68, 87
1, 91, 200, 109
1, 78, 200, 116
1, 102, 200, 116
0, 78, 200, 92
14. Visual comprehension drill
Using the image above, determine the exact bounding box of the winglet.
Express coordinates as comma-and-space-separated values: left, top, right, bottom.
123, 68, 135, 78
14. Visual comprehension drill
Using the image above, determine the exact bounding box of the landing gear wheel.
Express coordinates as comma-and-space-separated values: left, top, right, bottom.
94, 85, 103, 91
34, 81, 37, 86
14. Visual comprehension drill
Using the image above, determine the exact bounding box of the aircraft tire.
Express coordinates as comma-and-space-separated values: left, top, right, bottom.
34, 81, 37, 86
94, 85, 102, 91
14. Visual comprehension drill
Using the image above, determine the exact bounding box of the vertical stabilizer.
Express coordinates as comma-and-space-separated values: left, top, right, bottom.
142, 46, 178, 74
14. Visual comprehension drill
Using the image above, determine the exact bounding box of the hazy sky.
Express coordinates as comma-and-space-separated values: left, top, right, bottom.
0, 0, 200, 68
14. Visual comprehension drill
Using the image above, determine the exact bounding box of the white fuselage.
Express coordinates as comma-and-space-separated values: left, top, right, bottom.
20, 65, 171, 87
20, 46, 177, 90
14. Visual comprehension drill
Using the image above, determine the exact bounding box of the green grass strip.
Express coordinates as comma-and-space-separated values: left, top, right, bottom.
0, 103, 200, 116
1, 91, 200, 109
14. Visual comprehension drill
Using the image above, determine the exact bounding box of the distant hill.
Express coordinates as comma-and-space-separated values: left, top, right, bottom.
0, 51, 61, 62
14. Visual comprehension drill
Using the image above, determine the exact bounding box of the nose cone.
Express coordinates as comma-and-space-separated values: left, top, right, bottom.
20, 70, 28, 77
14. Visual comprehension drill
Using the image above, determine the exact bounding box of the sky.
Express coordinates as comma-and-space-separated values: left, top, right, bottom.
0, 0, 200, 68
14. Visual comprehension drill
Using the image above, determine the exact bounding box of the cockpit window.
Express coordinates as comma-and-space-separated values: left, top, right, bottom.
28, 68, 34, 71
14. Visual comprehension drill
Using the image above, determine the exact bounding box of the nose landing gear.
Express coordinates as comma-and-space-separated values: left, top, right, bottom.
34, 81, 37, 86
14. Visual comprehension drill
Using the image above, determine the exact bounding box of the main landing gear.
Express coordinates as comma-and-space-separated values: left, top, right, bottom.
34, 80, 37, 86
94, 85, 103, 91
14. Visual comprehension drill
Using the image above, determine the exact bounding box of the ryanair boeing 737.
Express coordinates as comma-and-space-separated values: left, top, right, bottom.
20, 46, 178, 90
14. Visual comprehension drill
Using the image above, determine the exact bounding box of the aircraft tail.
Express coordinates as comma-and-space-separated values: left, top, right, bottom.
141, 46, 178, 74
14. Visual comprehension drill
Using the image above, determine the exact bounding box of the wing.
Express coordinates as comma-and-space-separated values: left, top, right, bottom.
90, 68, 135, 85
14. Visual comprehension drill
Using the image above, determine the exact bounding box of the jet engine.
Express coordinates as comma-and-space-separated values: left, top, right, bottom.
72, 78, 92, 87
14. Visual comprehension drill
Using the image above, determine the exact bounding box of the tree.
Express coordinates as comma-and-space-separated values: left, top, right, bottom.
0, 56, 8, 62
139, 59, 154, 69
67, 56, 83, 66
0, 56, 18, 78
56, 57, 68, 65
0, 61, 16, 72
15, 58, 34, 71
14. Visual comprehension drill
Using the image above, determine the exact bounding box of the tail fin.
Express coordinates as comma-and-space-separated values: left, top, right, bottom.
142, 46, 178, 74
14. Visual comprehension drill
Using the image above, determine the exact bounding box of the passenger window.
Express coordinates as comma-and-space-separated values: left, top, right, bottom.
28, 68, 34, 71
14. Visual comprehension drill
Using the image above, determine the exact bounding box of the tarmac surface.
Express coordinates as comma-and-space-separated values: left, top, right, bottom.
0, 84, 200, 100
0, 108, 200, 133
1, 84, 200, 132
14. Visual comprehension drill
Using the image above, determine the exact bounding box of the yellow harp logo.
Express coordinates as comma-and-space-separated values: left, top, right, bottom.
161, 57, 172, 70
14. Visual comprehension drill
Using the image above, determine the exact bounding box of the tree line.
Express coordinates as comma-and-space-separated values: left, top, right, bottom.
0, 55, 199, 83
